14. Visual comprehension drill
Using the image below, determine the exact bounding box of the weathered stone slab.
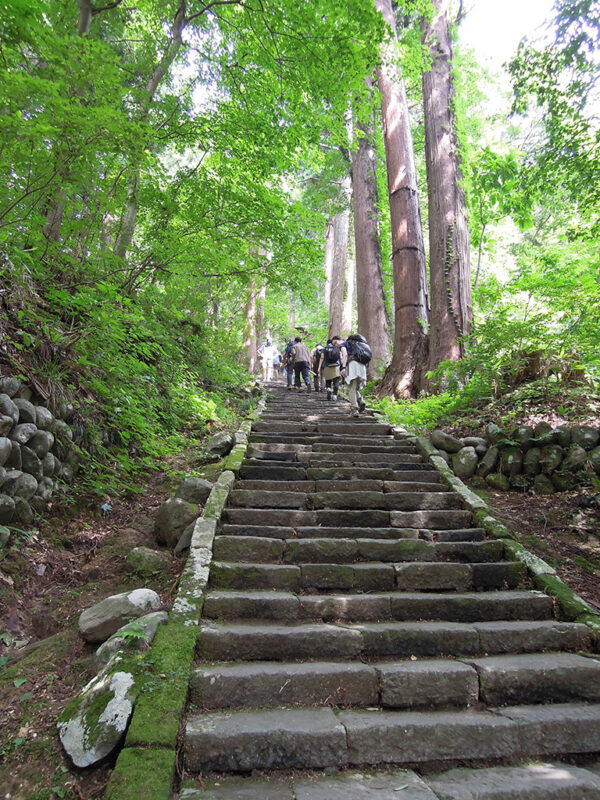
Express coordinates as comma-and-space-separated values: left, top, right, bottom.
203, 591, 300, 622
236, 480, 316, 492
472, 561, 525, 589
221, 524, 296, 539
223, 508, 317, 526
467, 653, 600, 704
376, 659, 479, 708
209, 562, 300, 591
394, 563, 473, 592
473, 620, 592, 655
316, 479, 384, 492
435, 540, 504, 563
78, 588, 161, 643
185, 708, 348, 771
338, 709, 519, 765
229, 490, 309, 508
391, 510, 473, 529
352, 563, 396, 591
355, 621, 479, 658
239, 465, 308, 481
426, 763, 600, 799
197, 622, 364, 661
316, 509, 390, 527
391, 591, 552, 623
299, 594, 392, 622
301, 563, 355, 590
179, 777, 293, 800
499, 702, 600, 756
296, 526, 418, 540
190, 662, 378, 709
284, 538, 357, 563
431, 528, 486, 542
294, 770, 439, 800
213, 535, 284, 563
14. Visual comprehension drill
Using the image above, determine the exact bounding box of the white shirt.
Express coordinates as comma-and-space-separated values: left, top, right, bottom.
345, 359, 367, 386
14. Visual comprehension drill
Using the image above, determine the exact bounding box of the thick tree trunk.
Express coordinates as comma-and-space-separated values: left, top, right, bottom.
243, 280, 259, 374
422, 0, 473, 373
328, 208, 350, 339
114, 2, 186, 262
375, 0, 429, 399
352, 91, 390, 378
342, 248, 355, 335
323, 221, 334, 306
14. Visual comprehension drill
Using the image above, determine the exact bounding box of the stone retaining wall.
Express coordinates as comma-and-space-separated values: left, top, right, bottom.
0, 375, 79, 526
429, 421, 600, 494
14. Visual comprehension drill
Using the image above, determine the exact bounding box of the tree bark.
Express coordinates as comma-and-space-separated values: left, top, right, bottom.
323, 220, 334, 307
243, 279, 259, 374
375, 0, 429, 399
328, 207, 350, 339
352, 88, 390, 378
422, 0, 473, 373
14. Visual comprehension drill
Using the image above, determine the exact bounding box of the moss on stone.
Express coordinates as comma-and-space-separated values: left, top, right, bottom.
125, 622, 196, 749
534, 573, 594, 620
105, 746, 175, 800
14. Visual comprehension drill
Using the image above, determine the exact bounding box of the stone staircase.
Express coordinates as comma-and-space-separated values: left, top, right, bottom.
178, 386, 600, 799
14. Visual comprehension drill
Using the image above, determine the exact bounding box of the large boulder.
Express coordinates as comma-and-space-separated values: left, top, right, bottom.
0, 394, 19, 424
27, 430, 54, 459
126, 546, 170, 577
0, 437, 11, 467
500, 447, 523, 478
206, 431, 234, 457
0, 415, 13, 436
540, 445, 563, 475
430, 430, 464, 453
42, 452, 57, 477
36, 477, 55, 501
485, 473, 510, 491
5, 441, 21, 470
78, 588, 162, 643
571, 425, 599, 451
20, 446, 43, 481
523, 447, 542, 477
94, 611, 168, 668
589, 446, 600, 475
13, 496, 33, 524
57, 665, 136, 768
562, 444, 588, 472
12, 473, 38, 500
35, 406, 55, 431
485, 423, 504, 445
462, 436, 488, 456
534, 421, 553, 438
0, 494, 15, 523
452, 446, 478, 479
555, 424, 571, 447
477, 446, 499, 478
13, 398, 36, 424
175, 476, 212, 504
10, 423, 38, 445
534, 474, 556, 495
154, 497, 198, 548
511, 425, 534, 449
0, 377, 21, 397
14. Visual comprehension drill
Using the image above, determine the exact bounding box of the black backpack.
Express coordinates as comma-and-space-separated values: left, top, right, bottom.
346, 334, 372, 365
322, 343, 340, 367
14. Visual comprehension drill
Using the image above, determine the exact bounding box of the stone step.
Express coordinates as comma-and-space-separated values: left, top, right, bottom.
306, 466, 438, 480
219, 525, 419, 540
391, 509, 474, 529
252, 421, 391, 435
227, 489, 463, 511
203, 590, 554, 623
197, 620, 591, 662
465, 652, 600, 705
189, 661, 379, 709
222, 508, 395, 527
213, 535, 501, 564
308, 452, 424, 464
184, 703, 600, 773
239, 465, 309, 481
249, 432, 396, 445
426, 763, 600, 799
177, 764, 600, 799
233, 478, 446, 493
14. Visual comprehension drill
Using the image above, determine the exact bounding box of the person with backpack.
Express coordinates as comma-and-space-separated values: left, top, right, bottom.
340, 333, 371, 417
282, 339, 295, 390
311, 343, 325, 392
321, 337, 342, 401
291, 336, 311, 392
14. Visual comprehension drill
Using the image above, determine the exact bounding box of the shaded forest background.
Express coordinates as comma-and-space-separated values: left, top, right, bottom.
0, 0, 598, 486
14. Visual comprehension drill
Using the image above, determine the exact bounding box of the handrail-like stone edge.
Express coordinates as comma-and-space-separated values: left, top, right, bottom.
104, 396, 266, 800
410, 432, 600, 637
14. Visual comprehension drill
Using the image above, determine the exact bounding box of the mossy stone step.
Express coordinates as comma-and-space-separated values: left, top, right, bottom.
305, 466, 437, 480
222, 508, 394, 527
202, 590, 553, 623
465, 652, 600, 704
196, 620, 590, 662
308, 452, 424, 464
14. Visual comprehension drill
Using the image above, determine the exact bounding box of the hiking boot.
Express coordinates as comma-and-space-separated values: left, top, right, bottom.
358, 399, 367, 413
326, 390, 332, 401
287, 386, 292, 391
351, 410, 360, 418
332, 395, 338, 402
306, 385, 311, 393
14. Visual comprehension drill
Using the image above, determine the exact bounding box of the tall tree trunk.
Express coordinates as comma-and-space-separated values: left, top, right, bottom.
422, 0, 473, 373
243, 279, 258, 374
114, 1, 186, 261
256, 283, 266, 348
328, 207, 350, 339
323, 221, 334, 307
352, 88, 390, 377
376, 0, 430, 399
342, 247, 355, 335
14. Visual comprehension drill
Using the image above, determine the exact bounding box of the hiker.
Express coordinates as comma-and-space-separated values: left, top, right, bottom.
272, 346, 282, 382
310, 343, 325, 392
340, 333, 371, 417
282, 338, 295, 390
259, 340, 276, 382
291, 336, 311, 392
321, 337, 342, 401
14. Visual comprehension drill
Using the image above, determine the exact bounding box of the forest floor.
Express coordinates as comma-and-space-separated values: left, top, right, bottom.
0, 382, 599, 799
